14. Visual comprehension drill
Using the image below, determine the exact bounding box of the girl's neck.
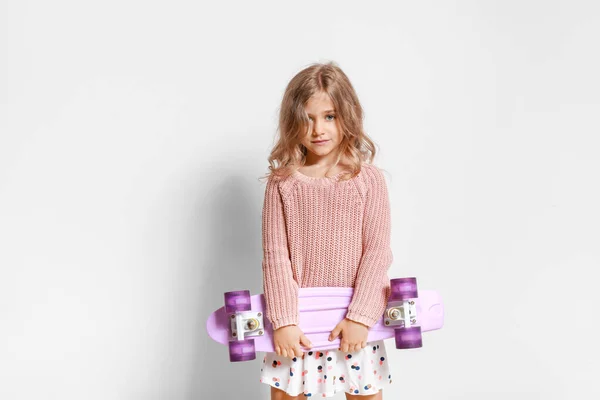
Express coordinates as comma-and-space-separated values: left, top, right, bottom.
297, 161, 350, 178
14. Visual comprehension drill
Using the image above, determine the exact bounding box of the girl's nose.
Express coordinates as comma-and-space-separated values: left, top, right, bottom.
312, 120, 324, 134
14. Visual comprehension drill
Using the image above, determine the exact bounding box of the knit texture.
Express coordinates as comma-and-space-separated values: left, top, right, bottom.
261, 163, 393, 330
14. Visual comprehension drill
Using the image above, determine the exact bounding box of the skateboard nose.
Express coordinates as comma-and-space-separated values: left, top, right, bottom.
429, 304, 443, 317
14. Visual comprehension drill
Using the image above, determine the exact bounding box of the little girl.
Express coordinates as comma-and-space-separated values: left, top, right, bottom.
259, 62, 394, 399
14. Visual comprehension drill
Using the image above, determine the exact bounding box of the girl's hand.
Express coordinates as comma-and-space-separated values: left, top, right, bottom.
273, 325, 312, 360
328, 318, 369, 352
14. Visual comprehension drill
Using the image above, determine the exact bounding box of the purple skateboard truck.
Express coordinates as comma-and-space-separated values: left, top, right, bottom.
206, 277, 444, 362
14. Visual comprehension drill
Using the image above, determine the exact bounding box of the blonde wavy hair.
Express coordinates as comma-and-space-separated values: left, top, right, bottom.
260, 61, 379, 183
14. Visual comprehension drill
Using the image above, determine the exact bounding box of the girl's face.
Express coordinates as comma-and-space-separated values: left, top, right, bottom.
301, 91, 343, 165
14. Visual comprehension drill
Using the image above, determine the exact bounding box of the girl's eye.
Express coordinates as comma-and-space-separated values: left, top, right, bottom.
308, 115, 335, 122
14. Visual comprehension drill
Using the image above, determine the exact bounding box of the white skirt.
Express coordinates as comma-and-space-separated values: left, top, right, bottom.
259, 339, 392, 397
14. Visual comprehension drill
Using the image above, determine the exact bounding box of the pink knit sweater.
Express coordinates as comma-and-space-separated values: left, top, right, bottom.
261, 163, 393, 330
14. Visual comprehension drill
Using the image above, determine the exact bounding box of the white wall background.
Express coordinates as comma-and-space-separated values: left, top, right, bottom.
1, 1, 599, 399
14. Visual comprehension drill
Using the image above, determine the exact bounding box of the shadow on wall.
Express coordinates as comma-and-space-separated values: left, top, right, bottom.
188, 171, 267, 400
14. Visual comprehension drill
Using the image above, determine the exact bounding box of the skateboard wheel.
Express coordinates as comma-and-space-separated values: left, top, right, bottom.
394, 326, 422, 349
390, 277, 418, 301
228, 339, 256, 362
224, 290, 251, 313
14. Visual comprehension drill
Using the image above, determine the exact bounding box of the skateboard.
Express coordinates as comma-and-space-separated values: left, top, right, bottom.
206, 277, 444, 362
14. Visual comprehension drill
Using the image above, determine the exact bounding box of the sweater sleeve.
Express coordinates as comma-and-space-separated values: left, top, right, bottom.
261, 176, 300, 330
346, 166, 394, 328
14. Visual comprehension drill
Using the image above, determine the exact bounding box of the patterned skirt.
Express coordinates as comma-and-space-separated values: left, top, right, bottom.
259, 339, 392, 397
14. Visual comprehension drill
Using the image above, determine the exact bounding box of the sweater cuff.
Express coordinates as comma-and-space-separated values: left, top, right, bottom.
271, 315, 299, 330
345, 310, 380, 328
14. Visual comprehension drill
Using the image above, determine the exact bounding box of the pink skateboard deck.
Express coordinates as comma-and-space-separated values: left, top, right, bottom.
207, 281, 444, 361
